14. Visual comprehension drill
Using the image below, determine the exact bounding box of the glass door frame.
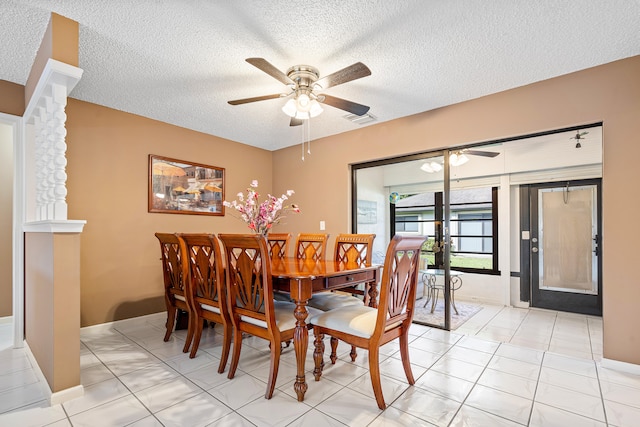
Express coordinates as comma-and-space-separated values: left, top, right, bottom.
350, 149, 453, 330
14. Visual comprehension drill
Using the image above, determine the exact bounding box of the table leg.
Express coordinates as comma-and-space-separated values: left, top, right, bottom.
289, 277, 312, 402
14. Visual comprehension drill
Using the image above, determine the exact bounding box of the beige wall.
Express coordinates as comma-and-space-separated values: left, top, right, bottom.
65, 100, 273, 326
25, 13, 79, 105
0, 80, 25, 116
25, 232, 81, 392
0, 123, 13, 317
272, 55, 640, 365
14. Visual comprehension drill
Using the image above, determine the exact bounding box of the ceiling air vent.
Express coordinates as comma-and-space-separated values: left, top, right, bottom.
344, 112, 377, 125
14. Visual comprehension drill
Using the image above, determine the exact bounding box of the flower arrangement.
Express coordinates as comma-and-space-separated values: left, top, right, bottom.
223, 180, 300, 235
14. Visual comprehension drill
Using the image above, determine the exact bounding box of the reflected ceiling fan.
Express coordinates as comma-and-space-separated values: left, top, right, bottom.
421, 148, 500, 173
228, 58, 371, 126
570, 130, 589, 148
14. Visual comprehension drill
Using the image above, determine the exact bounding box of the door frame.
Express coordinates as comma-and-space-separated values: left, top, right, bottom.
522, 178, 602, 316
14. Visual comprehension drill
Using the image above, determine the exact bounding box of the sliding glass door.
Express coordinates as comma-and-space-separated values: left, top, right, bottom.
352, 151, 454, 330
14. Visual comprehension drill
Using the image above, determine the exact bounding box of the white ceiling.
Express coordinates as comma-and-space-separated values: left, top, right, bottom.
1, 1, 639, 151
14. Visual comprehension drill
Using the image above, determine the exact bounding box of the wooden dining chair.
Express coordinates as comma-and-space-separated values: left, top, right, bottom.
155, 232, 193, 352
294, 233, 329, 261
309, 234, 427, 409
307, 233, 377, 361
178, 234, 232, 372
218, 233, 323, 399
266, 233, 291, 260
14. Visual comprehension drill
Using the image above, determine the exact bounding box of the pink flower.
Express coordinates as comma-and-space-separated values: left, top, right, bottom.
224, 180, 301, 235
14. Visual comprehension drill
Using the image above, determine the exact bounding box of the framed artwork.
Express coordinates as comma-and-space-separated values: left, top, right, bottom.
357, 200, 377, 224
148, 154, 225, 216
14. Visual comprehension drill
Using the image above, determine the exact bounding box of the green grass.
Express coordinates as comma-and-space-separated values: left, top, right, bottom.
422, 254, 493, 270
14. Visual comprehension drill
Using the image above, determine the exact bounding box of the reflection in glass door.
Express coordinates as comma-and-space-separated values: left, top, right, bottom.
352, 152, 452, 329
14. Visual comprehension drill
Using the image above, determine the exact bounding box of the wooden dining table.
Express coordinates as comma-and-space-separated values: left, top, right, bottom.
270, 257, 381, 402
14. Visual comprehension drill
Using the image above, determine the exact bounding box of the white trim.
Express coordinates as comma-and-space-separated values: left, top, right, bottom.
0, 316, 12, 325
601, 358, 640, 376
24, 340, 85, 406
23, 59, 83, 121
23, 219, 86, 233
0, 112, 25, 349
51, 385, 84, 406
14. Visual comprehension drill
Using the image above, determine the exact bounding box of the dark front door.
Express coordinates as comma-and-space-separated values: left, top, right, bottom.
528, 179, 602, 315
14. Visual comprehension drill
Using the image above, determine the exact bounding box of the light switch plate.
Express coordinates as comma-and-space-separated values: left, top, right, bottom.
320, 220, 325, 230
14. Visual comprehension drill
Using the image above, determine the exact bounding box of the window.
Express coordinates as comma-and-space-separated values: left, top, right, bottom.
392, 187, 498, 275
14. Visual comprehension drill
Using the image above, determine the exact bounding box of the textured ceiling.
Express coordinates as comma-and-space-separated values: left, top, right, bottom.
1, 1, 639, 151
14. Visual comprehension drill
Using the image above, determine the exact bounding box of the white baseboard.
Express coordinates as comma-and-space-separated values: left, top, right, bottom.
0, 316, 12, 325
601, 357, 640, 375
23, 341, 84, 406
80, 311, 166, 333
50, 385, 84, 406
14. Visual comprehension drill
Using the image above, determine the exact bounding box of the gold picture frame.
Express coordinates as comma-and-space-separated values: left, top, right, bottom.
148, 155, 225, 216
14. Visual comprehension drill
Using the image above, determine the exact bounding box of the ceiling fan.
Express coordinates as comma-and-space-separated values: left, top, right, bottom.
228, 58, 371, 126
421, 148, 500, 173
570, 130, 589, 148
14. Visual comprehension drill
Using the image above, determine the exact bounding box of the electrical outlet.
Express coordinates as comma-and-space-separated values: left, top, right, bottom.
319, 220, 325, 230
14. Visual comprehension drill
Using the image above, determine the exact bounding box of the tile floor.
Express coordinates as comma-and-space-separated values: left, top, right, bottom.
1, 304, 640, 426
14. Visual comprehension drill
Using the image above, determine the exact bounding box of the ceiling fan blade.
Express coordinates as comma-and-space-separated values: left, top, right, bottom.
464, 149, 500, 158
246, 58, 293, 85
290, 117, 304, 127
319, 94, 370, 116
315, 62, 371, 90
228, 93, 282, 105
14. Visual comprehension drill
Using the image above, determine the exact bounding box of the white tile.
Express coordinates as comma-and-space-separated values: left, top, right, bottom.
444, 346, 493, 367
128, 416, 165, 427
487, 356, 541, 381
154, 391, 232, 427
449, 404, 524, 427
314, 358, 369, 386
80, 363, 115, 387
369, 405, 435, 426
456, 336, 500, 354
246, 357, 299, 390
63, 377, 131, 416
316, 387, 382, 425
423, 328, 464, 345
347, 371, 411, 406
604, 399, 640, 427
284, 408, 348, 427
597, 365, 640, 390
408, 336, 453, 355
534, 382, 605, 422
69, 394, 151, 427
391, 386, 461, 426
118, 363, 180, 393
406, 347, 443, 369
204, 411, 255, 427
164, 350, 220, 375
477, 368, 538, 400
134, 376, 203, 413
207, 371, 267, 410
184, 361, 233, 391
600, 379, 640, 409
0, 381, 49, 413
414, 369, 474, 402
280, 375, 344, 406
0, 367, 39, 393
379, 355, 427, 383
530, 402, 606, 427
430, 356, 485, 382
0, 403, 67, 426
495, 343, 544, 365
542, 352, 597, 378
538, 366, 601, 397
236, 391, 312, 426
465, 384, 532, 425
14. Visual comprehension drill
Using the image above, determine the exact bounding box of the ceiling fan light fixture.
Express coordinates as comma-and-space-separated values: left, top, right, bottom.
308, 100, 323, 118
282, 99, 297, 117
450, 153, 469, 166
